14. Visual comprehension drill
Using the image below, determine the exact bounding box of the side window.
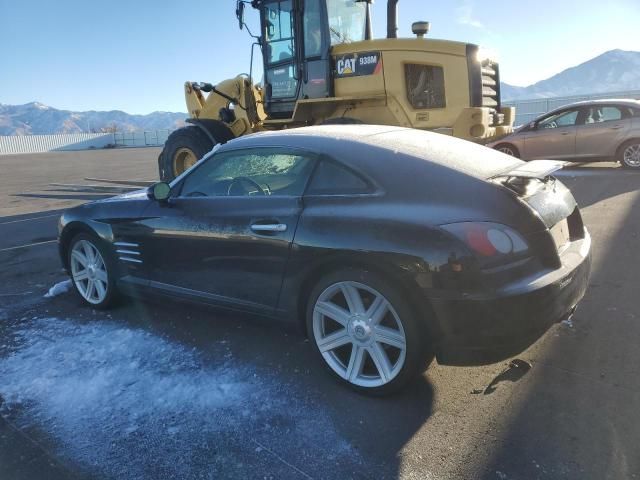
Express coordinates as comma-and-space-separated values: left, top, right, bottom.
539, 110, 578, 129
180, 150, 314, 197
405, 64, 446, 109
584, 106, 623, 124
264, 1, 295, 64
306, 161, 371, 195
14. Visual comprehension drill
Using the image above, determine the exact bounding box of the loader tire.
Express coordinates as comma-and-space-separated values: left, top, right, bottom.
158, 126, 214, 182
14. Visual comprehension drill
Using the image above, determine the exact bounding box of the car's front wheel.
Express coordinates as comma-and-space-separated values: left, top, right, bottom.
306, 268, 433, 395
68, 233, 118, 308
619, 139, 640, 169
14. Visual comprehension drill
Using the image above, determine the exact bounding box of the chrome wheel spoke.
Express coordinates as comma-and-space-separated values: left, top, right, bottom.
374, 326, 406, 349
345, 345, 366, 381
367, 343, 393, 383
366, 295, 388, 325
83, 241, 96, 264
73, 270, 89, 281
317, 329, 351, 353
71, 249, 89, 267
314, 301, 350, 327
94, 280, 106, 299
340, 283, 364, 314
86, 279, 96, 300
95, 269, 108, 283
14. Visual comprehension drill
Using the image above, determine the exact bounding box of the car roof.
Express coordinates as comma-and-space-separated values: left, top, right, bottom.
217, 125, 520, 181
543, 98, 640, 116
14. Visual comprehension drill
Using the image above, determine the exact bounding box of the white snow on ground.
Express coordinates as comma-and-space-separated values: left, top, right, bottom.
0, 318, 358, 479
43, 280, 72, 298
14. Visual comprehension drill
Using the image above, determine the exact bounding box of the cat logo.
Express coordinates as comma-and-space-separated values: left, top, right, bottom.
334, 51, 381, 78
336, 57, 356, 75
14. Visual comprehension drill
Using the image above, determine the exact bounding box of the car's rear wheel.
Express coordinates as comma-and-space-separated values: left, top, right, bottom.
494, 143, 520, 158
619, 140, 640, 169
68, 233, 118, 308
306, 268, 432, 395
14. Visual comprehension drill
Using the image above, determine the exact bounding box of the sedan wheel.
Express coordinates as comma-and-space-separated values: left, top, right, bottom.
495, 143, 519, 158
308, 270, 432, 394
622, 142, 640, 168
68, 234, 116, 308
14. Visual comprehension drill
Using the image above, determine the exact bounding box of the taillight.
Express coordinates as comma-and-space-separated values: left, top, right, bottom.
441, 222, 528, 261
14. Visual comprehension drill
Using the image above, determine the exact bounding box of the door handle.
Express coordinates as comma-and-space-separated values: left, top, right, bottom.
610, 125, 623, 130
250, 223, 287, 232
561, 131, 572, 135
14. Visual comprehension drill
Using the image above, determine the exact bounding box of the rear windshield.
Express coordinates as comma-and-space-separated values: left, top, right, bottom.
371, 129, 521, 180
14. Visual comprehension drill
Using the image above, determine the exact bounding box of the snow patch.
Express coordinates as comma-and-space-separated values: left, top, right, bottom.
0, 318, 358, 478
43, 280, 72, 298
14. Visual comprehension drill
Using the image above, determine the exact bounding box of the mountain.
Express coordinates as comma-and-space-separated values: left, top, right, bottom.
501, 49, 640, 101
0, 102, 187, 136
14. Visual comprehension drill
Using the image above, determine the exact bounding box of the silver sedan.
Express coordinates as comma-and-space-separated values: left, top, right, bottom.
488, 99, 640, 168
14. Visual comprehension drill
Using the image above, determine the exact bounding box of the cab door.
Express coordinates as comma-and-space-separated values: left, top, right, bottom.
300, 0, 331, 100
263, 0, 301, 118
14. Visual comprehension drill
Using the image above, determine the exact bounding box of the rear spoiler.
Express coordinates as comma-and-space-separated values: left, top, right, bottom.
492, 160, 566, 180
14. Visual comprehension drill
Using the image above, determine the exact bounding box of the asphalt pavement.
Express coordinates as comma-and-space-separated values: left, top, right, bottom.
0, 148, 638, 479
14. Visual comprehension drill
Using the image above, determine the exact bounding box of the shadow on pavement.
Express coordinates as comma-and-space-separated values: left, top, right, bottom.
478, 166, 640, 478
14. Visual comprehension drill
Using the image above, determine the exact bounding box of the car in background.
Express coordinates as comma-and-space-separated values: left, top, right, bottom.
57, 125, 591, 395
489, 99, 640, 168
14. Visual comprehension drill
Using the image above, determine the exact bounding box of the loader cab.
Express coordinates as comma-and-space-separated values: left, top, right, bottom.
258, 0, 369, 119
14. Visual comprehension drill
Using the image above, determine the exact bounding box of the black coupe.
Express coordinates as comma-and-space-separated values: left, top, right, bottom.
58, 125, 591, 395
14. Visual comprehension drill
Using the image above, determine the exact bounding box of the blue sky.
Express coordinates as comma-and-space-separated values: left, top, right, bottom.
1, 0, 639, 114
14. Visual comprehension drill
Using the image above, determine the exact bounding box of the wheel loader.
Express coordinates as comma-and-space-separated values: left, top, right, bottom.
158, 0, 515, 181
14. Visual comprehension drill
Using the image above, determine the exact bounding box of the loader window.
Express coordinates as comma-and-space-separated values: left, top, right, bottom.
405, 64, 446, 109
264, 1, 295, 64
326, 0, 367, 45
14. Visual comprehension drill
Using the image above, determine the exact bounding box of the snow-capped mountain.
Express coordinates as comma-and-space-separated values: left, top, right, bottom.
0, 103, 187, 136
501, 49, 640, 101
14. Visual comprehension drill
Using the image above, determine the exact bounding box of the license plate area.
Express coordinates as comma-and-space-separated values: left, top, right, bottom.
550, 218, 571, 253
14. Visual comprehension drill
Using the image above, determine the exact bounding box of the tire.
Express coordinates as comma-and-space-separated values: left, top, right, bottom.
67, 232, 118, 309
320, 117, 364, 125
618, 139, 640, 169
306, 268, 433, 396
158, 126, 214, 182
494, 143, 520, 158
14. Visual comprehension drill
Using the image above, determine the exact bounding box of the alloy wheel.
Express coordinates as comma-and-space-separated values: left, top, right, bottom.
70, 239, 109, 305
498, 146, 516, 156
623, 144, 640, 168
312, 281, 407, 388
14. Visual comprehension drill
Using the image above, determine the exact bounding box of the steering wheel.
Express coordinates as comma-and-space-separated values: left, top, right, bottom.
227, 176, 266, 196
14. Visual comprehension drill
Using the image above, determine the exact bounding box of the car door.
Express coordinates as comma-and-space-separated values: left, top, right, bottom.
576, 104, 633, 159
135, 147, 316, 313
523, 108, 581, 159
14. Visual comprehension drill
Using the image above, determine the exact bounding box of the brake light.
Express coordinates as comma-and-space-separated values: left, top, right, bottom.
441, 222, 528, 258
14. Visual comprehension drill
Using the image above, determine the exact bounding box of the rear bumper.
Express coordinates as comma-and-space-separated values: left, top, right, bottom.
427, 232, 591, 365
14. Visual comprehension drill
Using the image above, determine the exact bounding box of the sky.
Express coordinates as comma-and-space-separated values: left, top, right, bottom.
1, 0, 639, 114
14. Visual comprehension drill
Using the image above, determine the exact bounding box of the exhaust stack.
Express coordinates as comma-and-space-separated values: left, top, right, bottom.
387, 0, 398, 38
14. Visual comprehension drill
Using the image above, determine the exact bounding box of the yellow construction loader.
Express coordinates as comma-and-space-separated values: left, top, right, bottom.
158, 0, 514, 181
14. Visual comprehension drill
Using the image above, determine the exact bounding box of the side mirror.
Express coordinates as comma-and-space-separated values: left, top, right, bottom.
147, 182, 171, 202
236, 1, 245, 30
